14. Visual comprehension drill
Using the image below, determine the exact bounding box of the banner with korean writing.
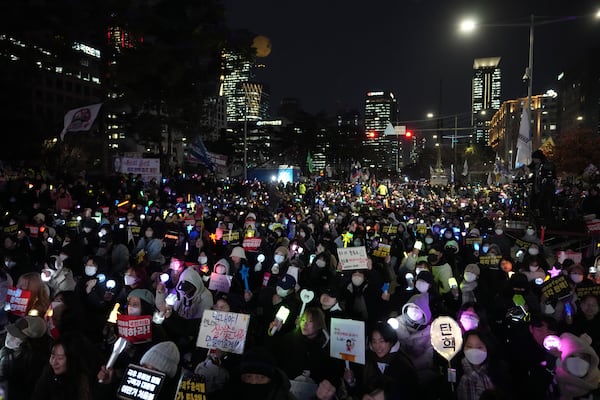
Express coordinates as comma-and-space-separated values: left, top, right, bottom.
175, 372, 206, 400
337, 246, 368, 271
478, 255, 502, 266
430, 316, 463, 361
330, 318, 365, 365
541, 275, 571, 300
6, 287, 31, 316
115, 157, 161, 183
465, 237, 482, 246
196, 310, 250, 354
514, 238, 534, 249
576, 284, 600, 299
372, 243, 391, 258
117, 364, 165, 400
416, 224, 428, 235
382, 225, 398, 234
117, 315, 152, 344
208, 273, 232, 293
243, 237, 262, 252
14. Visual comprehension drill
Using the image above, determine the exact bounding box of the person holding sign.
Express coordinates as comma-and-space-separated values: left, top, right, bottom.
456, 329, 513, 400
343, 321, 418, 400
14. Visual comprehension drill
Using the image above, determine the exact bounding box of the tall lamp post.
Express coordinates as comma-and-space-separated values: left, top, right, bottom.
459, 12, 598, 167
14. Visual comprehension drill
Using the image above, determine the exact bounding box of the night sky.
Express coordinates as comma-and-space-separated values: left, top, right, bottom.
223, 0, 599, 123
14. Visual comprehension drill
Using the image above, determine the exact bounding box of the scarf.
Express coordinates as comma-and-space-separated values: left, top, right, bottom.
457, 357, 494, 400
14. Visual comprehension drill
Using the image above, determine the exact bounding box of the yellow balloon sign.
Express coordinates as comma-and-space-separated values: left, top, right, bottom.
252, 35, 272, 57
430, 316, 463, 361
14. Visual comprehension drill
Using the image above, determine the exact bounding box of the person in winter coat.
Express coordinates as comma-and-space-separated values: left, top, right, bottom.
554, 332, 600, 399
40, 255, 76, 297
343, 320, 418, 400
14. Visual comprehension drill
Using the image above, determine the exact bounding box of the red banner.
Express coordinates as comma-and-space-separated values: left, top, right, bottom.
6, 287, 31, 316
243, 237, 262, 252
117, 315, 152, 344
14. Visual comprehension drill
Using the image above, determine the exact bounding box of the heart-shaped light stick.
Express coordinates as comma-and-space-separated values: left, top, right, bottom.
298, 289, 315, 318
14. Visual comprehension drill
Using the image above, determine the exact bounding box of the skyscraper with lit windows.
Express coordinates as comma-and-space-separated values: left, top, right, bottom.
472, 57, 501, 144
363, 91, 399, 171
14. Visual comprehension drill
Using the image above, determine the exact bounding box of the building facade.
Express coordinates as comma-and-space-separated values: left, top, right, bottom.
472, 57, 501, 145
363, 91, 399, 171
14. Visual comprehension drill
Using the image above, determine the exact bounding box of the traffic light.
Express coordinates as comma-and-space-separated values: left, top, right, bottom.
405, 131, 413, 139
367, 131, 378, 139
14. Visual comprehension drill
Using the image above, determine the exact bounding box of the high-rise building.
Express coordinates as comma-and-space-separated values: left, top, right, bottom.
489, 91, 558, 169
472, 57, 501, 144
363, 91, 399, 171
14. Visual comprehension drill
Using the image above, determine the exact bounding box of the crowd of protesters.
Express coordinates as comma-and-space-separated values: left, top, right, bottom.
0, 158, 599, 400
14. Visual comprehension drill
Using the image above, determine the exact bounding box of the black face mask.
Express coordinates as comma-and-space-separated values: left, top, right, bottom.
427, 255, 438, 264
177, 280, 197, 298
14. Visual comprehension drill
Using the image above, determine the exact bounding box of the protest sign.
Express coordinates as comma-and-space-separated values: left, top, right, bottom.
242, 237, 262, 252
330, 318, 365, 365
117, 315, 152, 344
416, 223, 428, 235
208, 273, 232, 293
117, 364, 165, 400
372, 243, 391, 258
541, 275, 571, 300
556, 250, 582, 265
478, 255, 502, 266
337, 246, 368, 271
175, 372, 207, 400
196, 310, 250, 354
465, 237, 483, 246
575, 285, 600, 299
6, 287, 31, 316
430, 316, 463, 361
382, 225, 398, 234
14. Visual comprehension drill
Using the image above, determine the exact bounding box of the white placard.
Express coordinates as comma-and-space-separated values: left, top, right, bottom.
196, 310, 250, 354
430, 316, 463, 361
337, 246, 368, 270
208, 273, 232, 293
330, 318, 365, 365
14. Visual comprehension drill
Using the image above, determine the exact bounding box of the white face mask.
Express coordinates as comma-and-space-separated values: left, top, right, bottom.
316, 259, 326, 268
415, 280, 430, 293
128, 306, 142, 316
274, 254, 285, 264
198, 256, 208, 265
464, 348, 487, 365
495, 229, 503, 235
41, 269, 54, 282
406, 306, 424, 322
351, 275, 365, 287
82, 227, 92, 233
215, 265, 227, 275
85, 265, 97, 277
124, 275, 137, 286
565, 356, 590, 378
299, 231, 306, 238
526, 229, 535, 236
570, 274, 584, 284
4, 332, 23, 350
276, 286, 289, 298
529, 265, 539, 272
529, 248, 539, 256
464, 272, 477, 282
425, 238, 434, 244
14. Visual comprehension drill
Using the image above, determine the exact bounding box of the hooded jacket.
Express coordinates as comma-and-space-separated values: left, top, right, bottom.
554, 332, 600, 399
156, 268, 213, 319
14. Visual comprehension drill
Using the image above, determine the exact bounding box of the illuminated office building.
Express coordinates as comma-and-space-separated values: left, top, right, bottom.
363, 91, 399, 171
472, 57, 501, 144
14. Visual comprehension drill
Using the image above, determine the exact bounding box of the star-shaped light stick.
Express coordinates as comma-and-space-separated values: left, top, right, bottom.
341, 232, 353, 248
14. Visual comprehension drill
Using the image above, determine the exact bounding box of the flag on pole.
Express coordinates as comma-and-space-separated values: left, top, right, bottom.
515, 104, 532, 168
462, 159, 468, 176
487, 172, 493, 186
60, 103, 103, 141
188, 135, 215, 171
306, 151, 314, 174
384, 121, 395, 136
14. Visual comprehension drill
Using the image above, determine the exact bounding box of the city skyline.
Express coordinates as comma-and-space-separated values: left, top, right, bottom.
223, 0, 599, 121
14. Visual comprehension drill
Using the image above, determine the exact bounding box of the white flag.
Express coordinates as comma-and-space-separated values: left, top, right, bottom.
487, 172, 493, 186
60, 103, 103, 140
515, 105, 532, 168
384, 121, 395, 136
462, 159, 468, 176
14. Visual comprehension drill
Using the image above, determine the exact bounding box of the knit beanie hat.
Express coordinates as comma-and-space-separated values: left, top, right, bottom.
275, 246, 289, 258
464, 264, 481, 276
140, 341, 180, 378
127, 289, 155, 307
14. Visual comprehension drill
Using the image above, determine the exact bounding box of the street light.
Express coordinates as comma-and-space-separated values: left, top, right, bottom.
459, 12, 597, 168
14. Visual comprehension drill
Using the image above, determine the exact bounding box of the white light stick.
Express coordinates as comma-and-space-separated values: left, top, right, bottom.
298, 289, 315, 320
99, 337, 128, 383
270, 305, 290, 336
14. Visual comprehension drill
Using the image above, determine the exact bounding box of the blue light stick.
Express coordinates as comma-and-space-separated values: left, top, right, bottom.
241, 265, 250, 291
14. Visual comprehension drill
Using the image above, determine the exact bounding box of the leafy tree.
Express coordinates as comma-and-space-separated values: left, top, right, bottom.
551, 128, 600, 174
